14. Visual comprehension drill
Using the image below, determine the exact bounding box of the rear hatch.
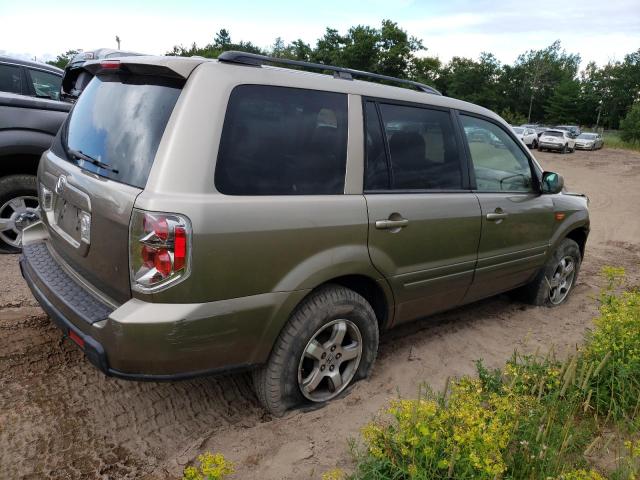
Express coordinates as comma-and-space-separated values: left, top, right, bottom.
40, 64, 184, 304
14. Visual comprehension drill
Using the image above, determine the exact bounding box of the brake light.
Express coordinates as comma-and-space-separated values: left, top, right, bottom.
100, 60, 121, 70
129, 210, 191, 292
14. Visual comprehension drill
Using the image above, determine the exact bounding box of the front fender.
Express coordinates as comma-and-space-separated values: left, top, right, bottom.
549, 194, 590, 254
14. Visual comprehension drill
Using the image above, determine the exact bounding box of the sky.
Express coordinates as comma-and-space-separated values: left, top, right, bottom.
1, 0, 639, 69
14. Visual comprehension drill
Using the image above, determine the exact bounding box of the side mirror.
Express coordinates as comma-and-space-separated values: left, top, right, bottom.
541, 171, 564, 194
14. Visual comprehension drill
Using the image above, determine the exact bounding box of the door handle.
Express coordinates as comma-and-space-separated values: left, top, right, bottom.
486, 209, 508, 222
375, 218, 409, 230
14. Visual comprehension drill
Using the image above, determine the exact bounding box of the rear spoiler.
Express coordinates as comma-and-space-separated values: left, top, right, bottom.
83, 55, 206, 80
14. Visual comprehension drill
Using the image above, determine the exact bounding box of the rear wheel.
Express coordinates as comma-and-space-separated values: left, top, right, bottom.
561, 144, 568, 154
517, 238, 581, 307
0, 175, 40, 253
253, 285, 379, 416
532, 139, 538, 149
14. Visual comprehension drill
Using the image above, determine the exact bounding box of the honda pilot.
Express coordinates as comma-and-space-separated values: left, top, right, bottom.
20, 52, 589, 416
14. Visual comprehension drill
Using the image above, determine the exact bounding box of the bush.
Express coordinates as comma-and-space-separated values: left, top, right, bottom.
620, 103, 640, 144
582, 267, 640, 421
182, 452, 234, 480
353, 267, 640, 480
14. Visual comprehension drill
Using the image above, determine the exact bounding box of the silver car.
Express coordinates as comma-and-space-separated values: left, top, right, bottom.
575, 133, 603, 150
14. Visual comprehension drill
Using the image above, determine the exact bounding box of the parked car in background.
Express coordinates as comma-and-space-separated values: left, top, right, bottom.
575, 133, 603, 150
60, 48, 142, 102
20, 52, 589, 416
512, 126, 539, 148
0, 57, 70, 252
0, 56, 63, 100
539, 129, 576, 153
554, 125, 581, 138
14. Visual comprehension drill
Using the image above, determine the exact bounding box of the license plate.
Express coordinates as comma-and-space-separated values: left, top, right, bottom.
54, 198, 82, 243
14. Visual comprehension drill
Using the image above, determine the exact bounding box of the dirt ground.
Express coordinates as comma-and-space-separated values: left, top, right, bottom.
1, 148, 639, 480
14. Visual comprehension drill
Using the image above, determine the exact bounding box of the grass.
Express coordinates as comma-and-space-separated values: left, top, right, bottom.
602, 132, 640, 152
347, 267, 640, 480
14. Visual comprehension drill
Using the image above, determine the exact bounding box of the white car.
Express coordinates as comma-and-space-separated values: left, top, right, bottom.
538, 129, 576, 154
512, 126, 539, 149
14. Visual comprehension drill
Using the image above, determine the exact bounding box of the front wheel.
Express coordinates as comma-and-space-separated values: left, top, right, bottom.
517, 238, 581, 307
253, 285, 379, 416
0, 175, 40, 253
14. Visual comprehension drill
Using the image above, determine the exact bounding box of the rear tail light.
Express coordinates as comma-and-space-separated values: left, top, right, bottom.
129, 209, 192, 293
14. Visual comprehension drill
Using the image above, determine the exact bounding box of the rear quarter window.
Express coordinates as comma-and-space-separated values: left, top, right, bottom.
215, 85, 348, 195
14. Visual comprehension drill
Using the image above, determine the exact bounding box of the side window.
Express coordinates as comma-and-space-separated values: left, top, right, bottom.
215, 85, 348, 195
28, 69, 61, 100
364, 101, 389, 190
0, 64, 23, 95
379, 103, 463, 190
461, 115, 534, 193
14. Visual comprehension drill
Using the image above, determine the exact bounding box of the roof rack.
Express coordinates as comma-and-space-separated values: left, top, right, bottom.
218, 50, 442, 95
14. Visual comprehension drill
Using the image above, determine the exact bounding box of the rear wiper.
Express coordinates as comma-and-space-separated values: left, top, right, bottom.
67, 149, 119, 174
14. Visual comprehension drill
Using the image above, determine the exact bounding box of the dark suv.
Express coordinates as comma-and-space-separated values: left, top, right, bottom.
0, 57, 69, 252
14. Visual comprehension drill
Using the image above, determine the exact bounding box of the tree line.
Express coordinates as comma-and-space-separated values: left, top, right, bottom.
166, 21, 639, 130
47, 20, 639, 130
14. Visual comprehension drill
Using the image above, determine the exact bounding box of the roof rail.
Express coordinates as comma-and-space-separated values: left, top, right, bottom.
217, 50, 442, 95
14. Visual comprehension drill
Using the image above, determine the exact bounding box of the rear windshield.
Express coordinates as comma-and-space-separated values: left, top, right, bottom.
512, 127, 524, 134
544, 131, 563, 138
578, 133, 596, 139
61, 74, 182, 188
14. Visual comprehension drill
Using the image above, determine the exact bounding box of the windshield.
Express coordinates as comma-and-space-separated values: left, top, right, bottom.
61, 74, 182, 188
512, 127, 524, 134
544, 131, 563, 138
578, 133, 596, 139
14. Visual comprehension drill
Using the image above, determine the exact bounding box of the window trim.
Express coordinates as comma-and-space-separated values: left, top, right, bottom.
214, 83, 350, 196
454, 110, 543, 195
361, 96, 472, 194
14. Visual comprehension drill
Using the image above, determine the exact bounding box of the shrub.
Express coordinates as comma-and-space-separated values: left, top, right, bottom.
182, 452, 234, 480
353, 267, 640, 479
583, 267, 640, 421
620, 103, 640, 144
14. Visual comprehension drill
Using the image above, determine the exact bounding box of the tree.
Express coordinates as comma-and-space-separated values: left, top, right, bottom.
434, 53, 501, 110
47, 50, 79, 69
620, 103, 640, 143
213, 29, 231, 50
167, 29, 263, 58
544, 79, 581, 124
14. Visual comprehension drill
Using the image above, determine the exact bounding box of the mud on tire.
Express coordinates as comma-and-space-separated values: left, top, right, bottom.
253, 285, 379, 417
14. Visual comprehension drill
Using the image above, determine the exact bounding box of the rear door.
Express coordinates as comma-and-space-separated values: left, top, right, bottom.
364, 100, 481, 325
458, 113, 554, 303
40, 71, 183, 304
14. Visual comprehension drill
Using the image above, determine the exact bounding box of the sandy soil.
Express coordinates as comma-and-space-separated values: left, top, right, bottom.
1, 148, 639, 480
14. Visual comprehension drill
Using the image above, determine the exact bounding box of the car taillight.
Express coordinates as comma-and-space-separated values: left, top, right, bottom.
129, 209, 191, 293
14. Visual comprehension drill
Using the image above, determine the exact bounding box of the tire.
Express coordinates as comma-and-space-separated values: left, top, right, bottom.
0, 175, 39, 254
253, 285, 379, 417
517, 238, 581, 307
561, 144, 568, 154
532, 139, 538, 149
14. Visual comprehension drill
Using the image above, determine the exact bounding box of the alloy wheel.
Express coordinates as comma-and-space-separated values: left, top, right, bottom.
548, 256, 576, 305
0, 195, 40, 249
297, 319, 363, 402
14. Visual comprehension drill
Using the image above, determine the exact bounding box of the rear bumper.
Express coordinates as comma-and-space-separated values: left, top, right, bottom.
20, 233, 305, 380
574, 144, 594, 150
539, 142, 564, 150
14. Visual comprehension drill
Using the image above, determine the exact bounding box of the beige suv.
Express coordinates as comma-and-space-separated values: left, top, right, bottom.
20, 52, 589, 415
